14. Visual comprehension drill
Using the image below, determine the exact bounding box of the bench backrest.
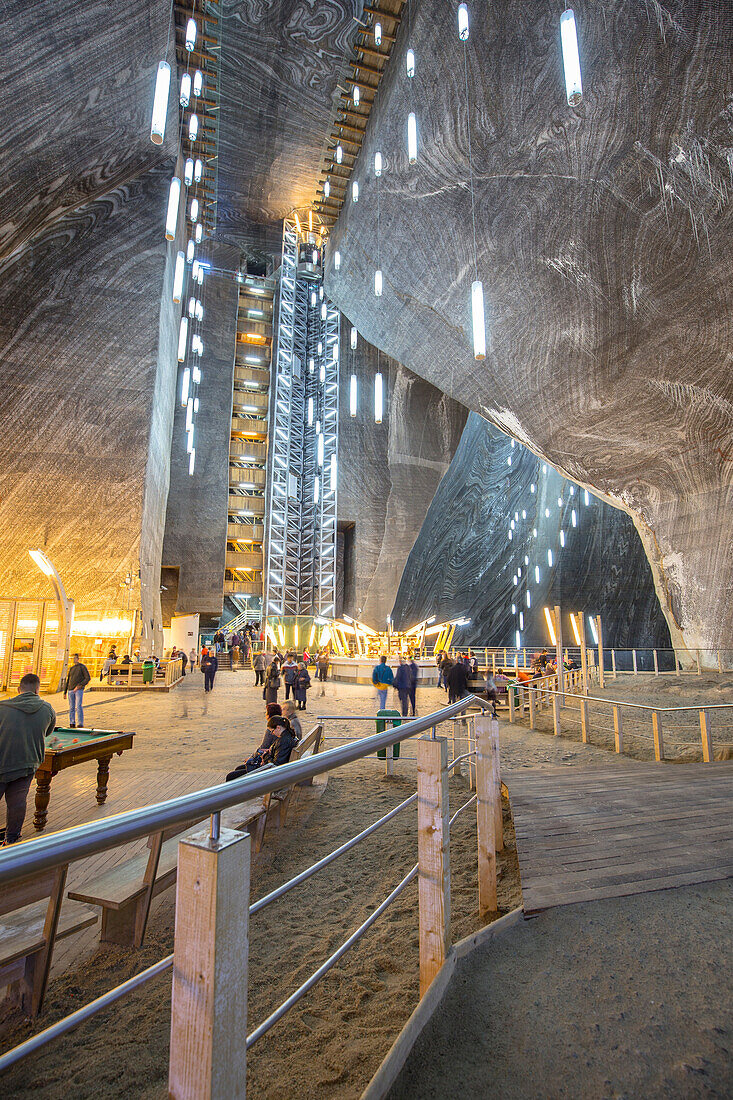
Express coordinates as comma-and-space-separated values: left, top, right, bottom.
0, 868, 65, 917
293, 723, 322, 764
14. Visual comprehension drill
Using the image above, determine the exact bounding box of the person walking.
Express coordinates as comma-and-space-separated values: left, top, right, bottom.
189, 646, 197, 671
213, 629, 225, 654
253, 650, 266, 687
201, 649, 218, 693
435, 650, 445, 690
180, 649, 188, 676
440, 652, 453, 693
317, 649, 329, 695
64, 653, 91, 728
282, 654, 298, 700
294, 662, 311, 710
393, 657, 411, 718
0, 673, 56, 844
446, 658, 468, 704
263, 660, 281, 705
408, 656, 419, 717
372, 655, 394, 711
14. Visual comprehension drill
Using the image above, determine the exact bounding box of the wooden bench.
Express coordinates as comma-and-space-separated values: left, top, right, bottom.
0, 867, 97, 1017
262, 724, 323, 839
68, 798, 267, 947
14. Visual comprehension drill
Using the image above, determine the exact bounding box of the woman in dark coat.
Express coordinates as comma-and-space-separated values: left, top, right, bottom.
263, 660, 280, 704
294, 662, 311, 710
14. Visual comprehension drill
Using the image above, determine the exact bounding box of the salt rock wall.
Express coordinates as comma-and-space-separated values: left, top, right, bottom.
326, 0, 733, 656
392, 413, 671, 651
163, 243, 240, 617
338, 320, 467, 625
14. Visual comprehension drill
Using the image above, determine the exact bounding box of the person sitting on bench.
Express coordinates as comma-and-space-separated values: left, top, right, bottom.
226, 716, 299, 781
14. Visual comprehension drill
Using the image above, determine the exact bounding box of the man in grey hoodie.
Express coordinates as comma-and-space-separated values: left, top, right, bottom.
0, 673, 56, 844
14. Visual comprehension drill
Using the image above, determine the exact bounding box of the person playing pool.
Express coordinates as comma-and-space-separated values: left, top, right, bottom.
0, 673, 56, 845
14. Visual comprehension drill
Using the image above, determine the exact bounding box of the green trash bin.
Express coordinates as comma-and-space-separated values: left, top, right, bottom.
376, 709, 402, 759
142, 660, 155, 685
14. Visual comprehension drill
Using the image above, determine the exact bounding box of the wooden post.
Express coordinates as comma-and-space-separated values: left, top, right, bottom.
652, 711, 664, 761
613, 705, 623, 754
632, 649, 638, 675
169, 827, 250, 1100
696, 650, 701, 675
417, 735, 450, 997
552, 695, 561, 737
699, 710, 712, 763
579, 615, 588, 694
580, 697, 589, 743
128, 664, 133, 688
490, 717, 503, 852
554, 604, 564, 704
503, 646, 507, 666
507, 684, 515, 723
492, 651, 496, 674
596, 616, 605, 689
475, 717, 496, 918
468, 716, 477, 791
612, 649, 617, 680
528, 688, 536, 729
653, 649, 658, 675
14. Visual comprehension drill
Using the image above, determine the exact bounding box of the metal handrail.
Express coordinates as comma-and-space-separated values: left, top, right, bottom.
0, 696, 485, 887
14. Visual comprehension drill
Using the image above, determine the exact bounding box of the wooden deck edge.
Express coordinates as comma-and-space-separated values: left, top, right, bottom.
360, 908, 523, 1100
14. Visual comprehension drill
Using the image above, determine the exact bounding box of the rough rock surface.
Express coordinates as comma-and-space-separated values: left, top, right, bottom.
392, 412, 671, 650
326, 0, 733, 654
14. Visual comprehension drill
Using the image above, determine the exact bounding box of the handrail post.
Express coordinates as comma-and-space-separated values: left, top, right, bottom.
652, 711, 664, 761
718, 650, 722, 674
612, 649, 617, 680
475, 717, 496, 917
554, 604, 564, 704
169, 827, 251, 1099
507, 685, 515, 723
468, 716, 477, 791
528, 687, 536, 729
699, 710, 712, 763
596, 616, 605, 689
580, 697, 589, 743
613, 705, 623, 754
490, 717, 503, 852
653, 649, 658, 675
632, 649, 637, 675
697, 650, 701, 675
417, 735, 450, 998
552, 694, 561, 737
579, 615, 588, 694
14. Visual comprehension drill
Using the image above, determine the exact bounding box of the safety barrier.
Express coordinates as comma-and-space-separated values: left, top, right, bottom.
0, 696, 502, 1098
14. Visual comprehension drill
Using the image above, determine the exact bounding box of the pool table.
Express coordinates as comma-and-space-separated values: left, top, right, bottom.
33, 727, 135, 832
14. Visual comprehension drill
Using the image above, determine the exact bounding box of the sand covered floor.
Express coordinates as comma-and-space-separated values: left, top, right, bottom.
389, 879, 733, 1100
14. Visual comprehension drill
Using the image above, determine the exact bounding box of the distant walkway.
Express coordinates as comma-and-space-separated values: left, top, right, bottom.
505, 760, 733, 912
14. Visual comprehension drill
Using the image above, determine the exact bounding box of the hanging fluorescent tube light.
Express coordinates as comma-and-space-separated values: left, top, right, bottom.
374, 269, 383, 296
319, 286, 324, 299
457, 3, 469, 40
188, 113, 198, 142
516, 630, 521, 649
336, 144, 343, 164
406, 49, 415, 77
350, 326, 357, 350
185, 18, 197, 51
187, 426, 194, 453
190, 197, 199, 222
374, 151, 383, 177
195, 301, 203, 322
188, 295, 196, 318
353, 85, 360, 106
560, 530, 566, 547
184, 158, 194, 186
349, 374, 357, 416
407, 112, 418, 163
186, 238, 195, 263
316, 419, 321, 434
192, 364, 201, 383
471, 279, 486, 360
544, 607, 557, 646
193, 70, 203, 97
192, 260, 200, 281
195, 223, 203, 243
165, 177, 181, 240
309, 358, 314, 373
321, 301, 327, 320
194, 158, 203, 182
172, 251, 185, 303
150, 60, 171, 144
324, 178, 330, 197
310, 291, 316, 307
180, 72, 191, 108
570, 613, 582, 646
332, 342, 339, 363
320, 363, 326, 381
312, 249, 318, 264
548, 549, 553, 567
374, 21, 382, 45
317, 340, 322, 355
178, 317, 188, 362
196, 265, 203, 285
181, 367, 190, 406
560, 8, 583, 106
352, 180, 359, 202
330, 454, 337, 491
189, 448, 195, 475
374, 372, 383, 424
334, 250, 341, 270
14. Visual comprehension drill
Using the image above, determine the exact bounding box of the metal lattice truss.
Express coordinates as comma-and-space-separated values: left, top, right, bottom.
264, 217, 339, 618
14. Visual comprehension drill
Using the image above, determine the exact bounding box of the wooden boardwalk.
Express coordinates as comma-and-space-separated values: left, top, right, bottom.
504, 761, 733, 913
